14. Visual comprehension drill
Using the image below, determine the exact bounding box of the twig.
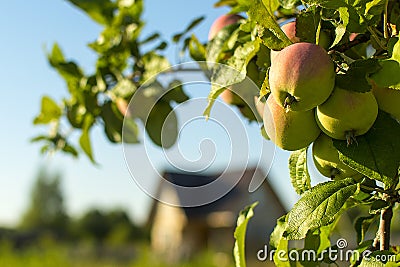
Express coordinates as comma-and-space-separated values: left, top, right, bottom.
329, 33, 370, 54
384, 0, 389, 39
379, 205, 393, 250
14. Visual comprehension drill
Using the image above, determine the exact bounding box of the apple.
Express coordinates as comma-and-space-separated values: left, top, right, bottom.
312, 133, 362, 180
280, 21, 301, 43
315, 87, 378, 141
269, 42, 335, 111
270, 21, 331, 62
263, 94, 321, 151
220, 60, 262, 121
254, 96, 266, 119
116, 98, 130, 117
371, 83, 400, 121
208, 14, 244, 40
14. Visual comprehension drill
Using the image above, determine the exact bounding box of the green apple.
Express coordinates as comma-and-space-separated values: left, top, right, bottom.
263, 94, 321, 151
315, 87, 378, 141
220, 60, 262, 121
371, 82, 400, 121
254, 96, 266, 120
312, 133, 362, 180
269, 42, 335, 111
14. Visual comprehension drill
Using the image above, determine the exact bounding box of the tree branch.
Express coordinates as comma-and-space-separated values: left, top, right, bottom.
379, 203, 393, 250
328, 33, 370, 54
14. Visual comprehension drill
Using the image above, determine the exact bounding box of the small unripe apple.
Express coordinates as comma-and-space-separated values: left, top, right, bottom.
254, 96, 266, 119
263, 94, 321, 151
269, 42, 335, 111
116, 98, 130, 117
220, 60, 261, 121
371, 82, 400, 121
208, 14, 244, 40
312, 133, 361, 180
315, 87, 378, 141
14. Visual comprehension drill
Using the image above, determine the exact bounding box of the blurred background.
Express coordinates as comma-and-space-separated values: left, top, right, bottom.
2, 1, 399, 266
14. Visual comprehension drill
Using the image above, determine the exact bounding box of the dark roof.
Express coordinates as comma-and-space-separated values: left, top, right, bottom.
146, 167, 286, 226
163, 172, 243, 218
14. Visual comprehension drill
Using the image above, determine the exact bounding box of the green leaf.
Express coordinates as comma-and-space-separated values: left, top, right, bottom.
333, 111, 400, 189
289, 148, 311, 195
66, 102, 86, 128
172, 16, 205, 43
296, 7, 322, 44
369, 199, 389, 214
30, 135, 51, 143
248, 0, 292, 50
141, 52, 171, 83
269, 215, 291, 266
355, 214, 376, 244
261, 125, 270, 140
155, 41, 168, 51
145, 101, 178, 148
101, 101, 124, 143
79, 115, 96, 163
110, 78, 137, 99
262, 0, 280, 14
331, 7, 349, 48
206, 23, 241, 64
369, 60, 400, 90
335, 59, 381, 92
162, 80, 189, 103
33, 96, 62, 124
122, 119, 139, 144
189, 35, 206, 61
48, 44, 83, 84
233, 202, 258, 267
62, 143, 79, 158
370, 40, 400, 90
139, 33, 160, 44
299, 225, 333, 265
204, 40, 260, 117
67, 0, 116, 25
214, 0, 238, 7
278, 0, 299, 9
284, 178, 357, 240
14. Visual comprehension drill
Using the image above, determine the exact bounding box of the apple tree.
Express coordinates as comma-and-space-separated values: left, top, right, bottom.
33, 0, 400, 266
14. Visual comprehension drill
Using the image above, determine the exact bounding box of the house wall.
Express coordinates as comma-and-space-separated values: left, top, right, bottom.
150, 187, 187, 263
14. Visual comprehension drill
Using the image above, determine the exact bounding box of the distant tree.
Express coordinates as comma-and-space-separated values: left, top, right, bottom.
19, 168, 69, 237
75, 208, 147, 244
75, 209, 110, 243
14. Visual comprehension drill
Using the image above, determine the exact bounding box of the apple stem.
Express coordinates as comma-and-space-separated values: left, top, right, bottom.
283, 95, 296, 111
345, 130, 357, 146
330, 168, 340, 179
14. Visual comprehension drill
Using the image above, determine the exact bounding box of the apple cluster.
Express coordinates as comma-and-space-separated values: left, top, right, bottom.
209, 16, 400, 180
263, 21, 400, 180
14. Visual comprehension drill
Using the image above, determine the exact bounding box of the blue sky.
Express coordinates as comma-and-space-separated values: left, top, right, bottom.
0, 0, 321, 226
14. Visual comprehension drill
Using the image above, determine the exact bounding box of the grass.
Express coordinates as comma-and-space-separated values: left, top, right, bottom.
0, 241, 233, 267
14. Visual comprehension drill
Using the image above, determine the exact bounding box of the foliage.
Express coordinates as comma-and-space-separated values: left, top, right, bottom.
72, 208, 147, 244
32, 0, 192, 162
19, 168, 69, 236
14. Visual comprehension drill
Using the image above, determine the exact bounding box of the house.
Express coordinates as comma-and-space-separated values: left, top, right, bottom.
146, 167, 286, 263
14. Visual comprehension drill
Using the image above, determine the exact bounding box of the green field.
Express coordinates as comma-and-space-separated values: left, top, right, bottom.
0, 241, 232, 267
